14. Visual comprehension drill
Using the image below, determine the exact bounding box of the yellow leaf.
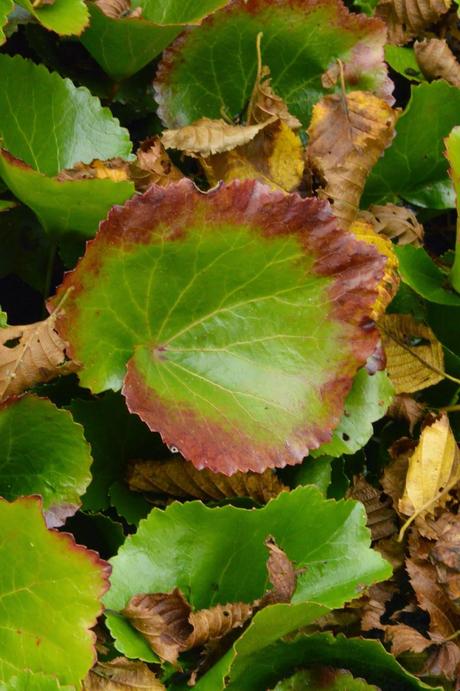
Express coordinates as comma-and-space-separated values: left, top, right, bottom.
399, 413, 460, 520
307, 91, 397, 229
379, 314, 445, 394
414, 38, 460, 88
376, 0, 451, 44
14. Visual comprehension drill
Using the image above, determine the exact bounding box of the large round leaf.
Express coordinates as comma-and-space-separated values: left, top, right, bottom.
52, 179, 389, 474
154, 0, 391, 127
0, 394, 92, 527
0, 496, 109, 686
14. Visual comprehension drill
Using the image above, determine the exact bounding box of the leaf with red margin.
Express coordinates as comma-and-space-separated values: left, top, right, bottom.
0, 496, 110, 686
51, 179, 391, 475
154, 0, 393, 128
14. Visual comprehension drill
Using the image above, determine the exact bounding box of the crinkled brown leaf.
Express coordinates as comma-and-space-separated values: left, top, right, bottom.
129, 138, 183, 192
348, 476, 398, 541
57, 158, 130, 183
382, 441, 412, 512
407, 558, 458, 641
387, 394, 425, 433
260, 536, 297, 606
94, 0, 142, 18
127, 457, 287, 503
380, 314, 445, 394
122, 588, 253, 665
0, 314, 77, 401
83, 656, 164, 690
385, 623, 434, 656
422, 640, 460, 679
306, 91, 397, 229
161, 117, 273, 157
376, 0, 451, 44
430, 514, 460, 613
200, 119, 304, 192
359, 204, 424, 247
361, 582, 398, 631
415, 38, 460, 87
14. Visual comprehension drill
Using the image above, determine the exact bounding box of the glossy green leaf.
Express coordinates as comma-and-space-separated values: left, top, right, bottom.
0, 199, 16, 211
0, 672, 73, 690
272, 669, 378, 690
0, 308, 6, 328
52, 180, 388, 475
109, 480, 151, 526
0, 395, 92, 527
384, 46, 426, 82
396, 245, 460, 306
444, 126, 460, 294
81, 0, 228, 81
283, 455, 333, 494
16, 0, 88, 36
154, 0, 390, 128
0, 0, 12, 44
0, 496, 109, 686
104, 485, 390, 660
364, 81, 460, 209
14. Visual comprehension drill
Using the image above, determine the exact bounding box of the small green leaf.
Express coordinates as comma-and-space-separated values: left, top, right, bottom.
16, 0, 88, 36
154, 0, 390, 127
52, 180, 388, 475
0, 307, 6, 328
364, 81, 460, 209
312, 369, 394, 457
0, 0, 12, 45
0, 395, 92, 527
0, 671, 74, 690
272, 669, 378, 690
396, 245, 460, 306
384, 46, 426, 83
0, 496, 109, 685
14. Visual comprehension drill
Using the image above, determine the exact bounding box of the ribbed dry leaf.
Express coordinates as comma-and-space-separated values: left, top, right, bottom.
359, 204, 424, 247
361, 582, 397, 631
122, 588, 253, 665
94, 0, 142, 18
422, 640, 460, 679
307, 91, 397, 229
129, 138, 184, 192
376, 0, 451, 44
399, 413, 460, 519
0, 315, 77, 401
407, 558, 458, 640
379, 314, 445, 394
382, 440, 412, 512
200, 119, 304, 192
348, 476, 397, 541
261, 537, 297, 606
57, 158, 130, 182
83, 656, 164, 690
415, 38, 460, 87
430, 515, 460, 612
387, 394, 425, 433
161, 118, 273, 157
127, 457, 287, 503
385, 623, 433, 656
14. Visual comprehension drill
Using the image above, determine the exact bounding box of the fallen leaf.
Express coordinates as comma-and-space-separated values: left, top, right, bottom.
382, 439, 412, 512
94, 0, 142, 18
361, 582, 398, 632
385, 622, 433, 656
260, 537, 297, 605
399, 414, 460, 524
376, 0, 451, 44
414, 38, 460, 87
307, 91, 397, 229
359, 204, 424, 247
57, 158, 130, 183
161, 118, 273, 157
387, 394, 425, 433
348, 476, 398, 541
379, 314, 445, 394
422, 640, 460, 679
430, 514, 460, 612
127, 457, 288, 503
407, 558, 459, 641
129, 138, 183, 192
83, 656, 164, 689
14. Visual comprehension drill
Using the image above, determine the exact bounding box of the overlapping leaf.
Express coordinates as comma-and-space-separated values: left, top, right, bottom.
16, 0, 89, 36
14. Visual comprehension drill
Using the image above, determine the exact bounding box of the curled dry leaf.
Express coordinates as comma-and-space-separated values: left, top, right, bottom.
122, 588, 254, 665
387, 394, 425, 433
407, 558, 458, 640
347, 476, 398, 541
260, 536, 297, 605
57, 158, 130, 183
361, 582, 398, 632
127, 457, 288, 503
129, 138, 183, 192
83, 656, 164, 690
0, 314, 77, 402
379, 314, 445, 394
161, 118, 273, 158
385, 622, 433, 656
414, 38, 460, 87
306, 91, 397, 229
359, 204, 424, 247
399, 413, 460, 521
383, 439, 413, 513
200, 118, 305, 192
430, 514, 460, 612
94, 0, 143, 19
375, 0, 451, 44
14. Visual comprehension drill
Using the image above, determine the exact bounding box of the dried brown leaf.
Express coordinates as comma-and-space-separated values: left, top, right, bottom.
161, 118, 273, 158
83, 656, 164, 690
383, 441, 412, 512
379, 314, 445, 394
415, 38, 460, 87
0, 314, 77, 402
57, 158, 130, 183
385, 623, 433, 656
430, 514, 460, 612
361, 582, 398, 631
387, 394, 425, 433
348, 476, 398, 541
129, 138, 184, 192
407, 558, 458, 639
307, 91, 397, 229
376, 0, 451, 44
359, 204, 424, 247
94, 0, 142, 18
127, 457, 287, 503
422, 640, 460, 680
260, 537, 297, 606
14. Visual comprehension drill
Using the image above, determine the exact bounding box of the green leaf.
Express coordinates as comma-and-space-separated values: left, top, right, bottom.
81, 0, 228, 82
16, 0, 88, 36
384, 46, 426, 83
395, 245, 460, 306
0, 671, 74, 690
364, 81, 460, 209
154, 0, 390, 127
64, 511, 125, 560
109, 480, 151, 526
0, 496, 109, 686
0, 199, 16, 211
0, 0, 12, 45
283, 455, 333, 494
52, 180, 388, 475
104, 485, 390, 659
351, 0, 379, 16
0, 395, 92, 527
272, 669, 378, 690
0, 307, 6, 328
312, 369, 394, 457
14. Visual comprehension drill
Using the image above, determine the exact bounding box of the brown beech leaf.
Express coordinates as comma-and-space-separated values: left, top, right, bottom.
260, 536, 297, 606
422, 640, 460, 680
129, 138, 184, 192
0, 314, 77, 401
57, 158, 130, 183
347, 476, 397, 541
376, 0, 451, 44
122, 588, 253, 665
306, 91, 397, 229
361, 582, 398, 631
161, 118, 273, 157
399, 414, 460, 522
387, 394, 425, 433
430, 514, 460, 612
382, 439, 413, 512
414, 38, 460, 87
407, 558, 458, 640
94, 0, 143, 18
127, 457, 288, 503
359, 204, 424, 247
200, 119, 304, 192
385, 623, 433, 656
379, 314, 445, 394
83, 656, 164, 689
